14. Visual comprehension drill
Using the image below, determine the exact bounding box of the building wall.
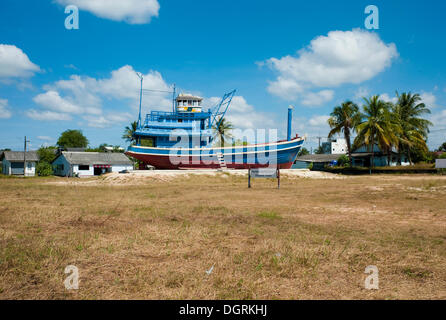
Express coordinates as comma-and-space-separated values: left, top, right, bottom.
321, 139, 347, 155
352, 155, 409, 167
2, 159, 10, 175
331, 139, 347, 154
292, 161, 309, 169
1, 159, 36, 176
72, 164, 94, 177
52, 154, 133, 176
111, 165, 133, 173
24, 162, 36, 176
53, 155, 72, 176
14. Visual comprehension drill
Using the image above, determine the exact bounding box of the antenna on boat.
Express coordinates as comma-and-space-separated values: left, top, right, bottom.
136, 72, 143, 129
172, 84, 176, 113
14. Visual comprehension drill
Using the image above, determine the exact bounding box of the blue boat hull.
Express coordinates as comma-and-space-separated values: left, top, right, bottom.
126, 137, 304, 169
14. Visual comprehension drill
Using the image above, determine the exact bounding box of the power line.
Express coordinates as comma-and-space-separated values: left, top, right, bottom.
142, 89, 174, 94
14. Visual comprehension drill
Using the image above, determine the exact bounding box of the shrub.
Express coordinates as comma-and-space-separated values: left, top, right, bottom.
36, 162, 53, 176
440, 153, 446, 159
37, 146, 57, 163
308, 163, 313, 170
337, 154, 350, 167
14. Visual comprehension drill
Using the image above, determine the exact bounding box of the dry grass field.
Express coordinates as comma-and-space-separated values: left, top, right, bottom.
0, 171, 445, 299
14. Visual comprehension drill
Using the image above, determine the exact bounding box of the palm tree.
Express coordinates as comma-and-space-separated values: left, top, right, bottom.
212, 117, 234, 148
354, 96, 400, 168
327, 101, 361, 165
393, 92, 432, 164
122, 121, 138, 144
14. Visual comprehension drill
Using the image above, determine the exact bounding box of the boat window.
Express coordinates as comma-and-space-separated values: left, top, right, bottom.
188, 100, 192, 105
140, 137, 154, 147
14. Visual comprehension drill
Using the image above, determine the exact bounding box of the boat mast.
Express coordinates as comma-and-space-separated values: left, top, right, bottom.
172, 84, 176, 113
136, 72, 143, 129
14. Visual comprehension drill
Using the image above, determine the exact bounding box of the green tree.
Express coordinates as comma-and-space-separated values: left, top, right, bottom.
37, 146, 57, 163
327, 101, 361, 165
212, 117, 234, 147
36, 162, 53, 176
232, 139, 248, 146
438, 142, 446, 152
298, 147, 310, 156
314, 146, 324, 154
337, 154, 350, 167
122, 121, 138, 144
354, 96, 400, 167
393, 92, 432, 164
57, 130, 88, 149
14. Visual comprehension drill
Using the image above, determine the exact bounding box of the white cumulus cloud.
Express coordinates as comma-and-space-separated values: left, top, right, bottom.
55, 0, 160, 24
309, 115, 330, 127
380, 93, 398, 104
28, 65, 172, 127
0, 99, 12, 119
33, 90, 97, 115
37, 136, 53, 141
301, 90, 334, 107
265, 29, 398, 105
204, 96, 275, 130
420, 92, 437, 108
0, 44, 40, 79
83, 112, 133, 128
26, 109, 72, 121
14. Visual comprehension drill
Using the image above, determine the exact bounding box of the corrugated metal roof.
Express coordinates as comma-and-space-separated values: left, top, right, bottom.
60, 152, 132, 165
296, 152, 389, 163
296, 154, 340, 163
176, 93, 203, 101
2, 151, 39, 162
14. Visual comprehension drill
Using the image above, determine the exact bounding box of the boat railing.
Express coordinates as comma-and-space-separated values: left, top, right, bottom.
144, 111, 212, 124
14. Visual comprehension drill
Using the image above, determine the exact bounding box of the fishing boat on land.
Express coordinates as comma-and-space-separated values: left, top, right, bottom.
126, 85, 304, 169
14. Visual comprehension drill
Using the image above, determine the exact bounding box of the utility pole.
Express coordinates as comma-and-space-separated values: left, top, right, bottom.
24, 136, 30, 177
316, 136, 322, 148
314, 136, 322, 153
136, 72, 143, 129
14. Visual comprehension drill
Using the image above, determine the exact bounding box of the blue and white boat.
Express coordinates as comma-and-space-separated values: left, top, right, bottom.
126, 89, 304, 169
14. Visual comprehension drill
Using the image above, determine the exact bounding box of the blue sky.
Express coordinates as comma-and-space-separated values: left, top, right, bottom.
0, 0, 445, 151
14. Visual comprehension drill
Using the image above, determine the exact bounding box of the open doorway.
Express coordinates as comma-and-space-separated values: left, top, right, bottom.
93, 165, 111, 176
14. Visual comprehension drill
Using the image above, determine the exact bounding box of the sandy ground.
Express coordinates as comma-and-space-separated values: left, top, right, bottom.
2, 173, 445, 299
47, 169, 344, 186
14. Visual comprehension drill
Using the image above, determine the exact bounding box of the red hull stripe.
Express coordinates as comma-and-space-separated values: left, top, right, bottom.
126, 152, 295, 170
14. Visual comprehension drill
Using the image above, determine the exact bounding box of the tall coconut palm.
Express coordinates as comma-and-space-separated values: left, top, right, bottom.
393, 92, 432, 164
122, 121, 138, 144
327, 101, 361, 165
212, 117, 234, 148
354, 96, 400, 167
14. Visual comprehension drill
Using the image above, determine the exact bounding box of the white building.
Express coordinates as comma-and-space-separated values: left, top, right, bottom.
52, 151, 133, 177
1, 151, 39, 176
322, 138, 348, 154
331, 138, 347, 154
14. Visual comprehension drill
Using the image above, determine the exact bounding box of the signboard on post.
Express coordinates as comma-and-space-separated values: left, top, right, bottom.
248, 168, 280, 189
436, 159, 446, 169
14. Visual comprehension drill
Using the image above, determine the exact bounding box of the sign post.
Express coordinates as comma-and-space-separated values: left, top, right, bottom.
436, 159, 446, 170
248, 167, 280, 189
